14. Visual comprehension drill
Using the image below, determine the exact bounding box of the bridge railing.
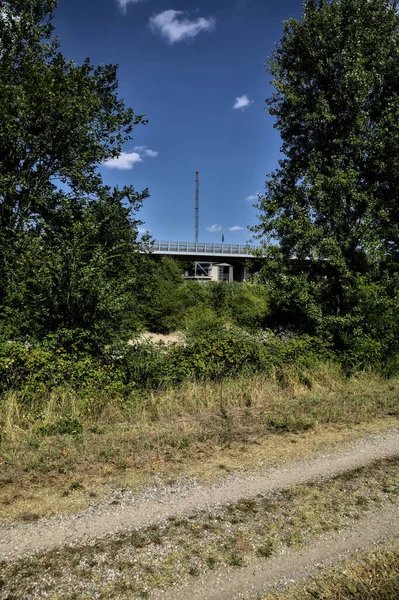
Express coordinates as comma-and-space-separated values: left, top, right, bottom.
152, 241, 260, 255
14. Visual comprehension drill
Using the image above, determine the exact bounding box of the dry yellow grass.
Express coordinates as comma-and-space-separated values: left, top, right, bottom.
262, 544, 399, 600
0, 368, 398, 522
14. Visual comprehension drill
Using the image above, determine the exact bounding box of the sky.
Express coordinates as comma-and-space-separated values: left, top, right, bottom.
53, 0, 304, 244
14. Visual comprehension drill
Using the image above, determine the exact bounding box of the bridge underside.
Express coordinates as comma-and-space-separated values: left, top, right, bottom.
152, 253, 252, 282
150, 241, 315, 282
151, 241, 260, 282
153, 254, 250, 282
184, 259, 248, 283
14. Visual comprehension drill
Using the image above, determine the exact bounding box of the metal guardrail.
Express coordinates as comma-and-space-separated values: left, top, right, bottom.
152, 241, 260, 256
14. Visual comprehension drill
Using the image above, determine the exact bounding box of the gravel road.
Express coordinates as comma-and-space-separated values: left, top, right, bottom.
1, 429, 398, 562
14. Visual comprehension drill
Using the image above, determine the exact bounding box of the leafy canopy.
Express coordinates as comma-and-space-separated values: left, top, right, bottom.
0, 0, 150, 350
254, 0, 399, 280
251, 0, 399, 368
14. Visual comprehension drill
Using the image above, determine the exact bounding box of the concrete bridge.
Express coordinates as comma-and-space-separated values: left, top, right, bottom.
152, 240, 261, 282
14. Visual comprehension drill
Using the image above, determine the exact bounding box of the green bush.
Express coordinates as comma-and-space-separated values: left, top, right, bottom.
37, 417, 83, 436
0, 340, 125, 407
145, 279, 270, 335
120, 342, 191, 391
228, 284, 268, 330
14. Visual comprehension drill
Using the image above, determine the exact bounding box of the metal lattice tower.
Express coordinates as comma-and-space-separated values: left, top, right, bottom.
195, 171, 199, 244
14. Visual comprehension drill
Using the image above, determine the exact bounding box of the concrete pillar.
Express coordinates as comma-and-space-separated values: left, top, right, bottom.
210, 265, 219, 281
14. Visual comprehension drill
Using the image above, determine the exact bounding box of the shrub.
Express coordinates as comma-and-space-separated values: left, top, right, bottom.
229, 284, 268, 330
38, 417, 83, 436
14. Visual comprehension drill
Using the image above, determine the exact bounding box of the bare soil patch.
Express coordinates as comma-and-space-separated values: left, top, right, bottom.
129, 331, 185, 346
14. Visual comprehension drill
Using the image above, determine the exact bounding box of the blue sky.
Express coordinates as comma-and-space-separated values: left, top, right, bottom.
54, 0, 303, 243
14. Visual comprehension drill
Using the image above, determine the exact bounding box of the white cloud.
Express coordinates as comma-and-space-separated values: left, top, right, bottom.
103, 146, 158, 170
144, 148, 158, 158
246, 194, 258, 201
149, 10, 216, 44
233, 95, 251, 110
206, 224, 222, 232
134, 145, 159, 158
229, 226, 244, 232
103, 152, 143, 170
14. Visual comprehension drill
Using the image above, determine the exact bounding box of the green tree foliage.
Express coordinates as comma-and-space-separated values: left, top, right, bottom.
3, 190, 150, 350
145, 273, 269, 335
144, 257, 185, 333
253, 0, 399, 364
0, 1, 149, 350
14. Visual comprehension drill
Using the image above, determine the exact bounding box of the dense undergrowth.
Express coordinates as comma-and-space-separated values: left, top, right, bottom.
0, 326, 331, 402
1, 274, 399, 438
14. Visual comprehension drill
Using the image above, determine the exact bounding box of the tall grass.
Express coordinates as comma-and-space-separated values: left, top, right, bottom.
1, 364, 397, 447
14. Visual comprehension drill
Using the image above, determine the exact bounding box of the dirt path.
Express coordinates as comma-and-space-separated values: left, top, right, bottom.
1, 430, 398, 562
151, 503, 399, 600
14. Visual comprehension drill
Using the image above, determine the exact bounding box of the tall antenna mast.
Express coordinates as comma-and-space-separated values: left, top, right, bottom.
195, 171, 199, 243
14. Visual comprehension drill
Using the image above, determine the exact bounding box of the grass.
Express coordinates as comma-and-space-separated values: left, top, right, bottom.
0, 366, 398, 522
262, 544, 399, 600
1, 458, 398, 599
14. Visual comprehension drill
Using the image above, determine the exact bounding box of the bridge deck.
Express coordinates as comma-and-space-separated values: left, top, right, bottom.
152, 241, 260, 258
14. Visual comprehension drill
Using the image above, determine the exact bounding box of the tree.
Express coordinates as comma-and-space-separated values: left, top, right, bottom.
0, 1, 149, 350
253, 0, 399, 329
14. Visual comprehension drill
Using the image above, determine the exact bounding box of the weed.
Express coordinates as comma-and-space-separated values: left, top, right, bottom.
188, 563, 200, 577
19, 512, 39, 522
130, 531, 146, 548
27, 438, 41, 449
177, 437, 193, 450
229, 552, 244, 567
69, 481, 83, 491
147, 527, 162, 545
267, 413, 314, 433
237, 499, 258, 513
257, 539, 275, 558
89, 425, 106, 434
283, 531, 305, 548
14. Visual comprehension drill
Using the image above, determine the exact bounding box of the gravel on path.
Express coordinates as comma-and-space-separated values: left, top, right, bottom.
1, 429, 398, 562
151, 503, 399, 600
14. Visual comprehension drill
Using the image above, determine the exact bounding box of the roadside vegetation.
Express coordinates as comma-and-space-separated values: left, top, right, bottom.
262, 545, 399, 600
1, 0, 399, 446
1, 364, 397, 522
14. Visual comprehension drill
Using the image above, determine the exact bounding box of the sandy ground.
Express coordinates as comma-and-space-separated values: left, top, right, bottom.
129, 331, 185, 346
1, 429, 398, 563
